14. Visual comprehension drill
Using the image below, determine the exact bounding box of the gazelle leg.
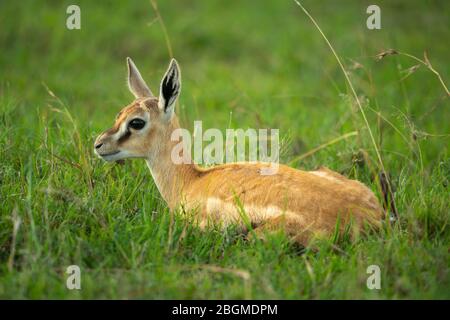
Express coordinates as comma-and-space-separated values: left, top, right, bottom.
247, 215, 312, 246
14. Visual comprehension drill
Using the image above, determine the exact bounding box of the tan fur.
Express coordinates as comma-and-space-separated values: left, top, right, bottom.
94, 58, 383, 246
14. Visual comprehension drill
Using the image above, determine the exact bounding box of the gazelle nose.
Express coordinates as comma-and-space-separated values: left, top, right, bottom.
95, 142, 103, 149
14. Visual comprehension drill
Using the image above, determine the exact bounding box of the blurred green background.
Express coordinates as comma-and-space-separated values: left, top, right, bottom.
0, 0, 448, 299
1, 1, 449, 168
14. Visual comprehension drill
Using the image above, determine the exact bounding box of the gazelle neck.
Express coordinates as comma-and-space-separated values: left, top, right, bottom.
145, 116, 197, 208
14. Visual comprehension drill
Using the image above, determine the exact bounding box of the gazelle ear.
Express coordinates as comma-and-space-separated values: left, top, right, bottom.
127, 57, 153, 98
158, 59, 181, 115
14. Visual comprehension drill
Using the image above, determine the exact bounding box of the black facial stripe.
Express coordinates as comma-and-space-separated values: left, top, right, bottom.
117, 129, 131, 144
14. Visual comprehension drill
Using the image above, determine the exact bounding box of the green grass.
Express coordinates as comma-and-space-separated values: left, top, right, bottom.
0, 0, 449, 299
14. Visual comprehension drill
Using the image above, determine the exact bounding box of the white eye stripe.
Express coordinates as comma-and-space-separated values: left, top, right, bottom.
112, 121, 129, 140
112, 113, 150, 141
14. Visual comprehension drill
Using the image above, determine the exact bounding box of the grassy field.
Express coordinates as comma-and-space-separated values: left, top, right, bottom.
0, 0, 449, 299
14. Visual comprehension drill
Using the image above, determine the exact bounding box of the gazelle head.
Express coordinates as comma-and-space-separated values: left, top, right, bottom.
94, 58, 181, 162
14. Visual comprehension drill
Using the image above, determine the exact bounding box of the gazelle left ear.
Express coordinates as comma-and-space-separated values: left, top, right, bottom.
127, 57, 153, 98
158, 59, 181, 116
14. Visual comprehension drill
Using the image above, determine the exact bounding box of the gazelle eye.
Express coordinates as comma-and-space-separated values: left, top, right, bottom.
128, 118, 146, 130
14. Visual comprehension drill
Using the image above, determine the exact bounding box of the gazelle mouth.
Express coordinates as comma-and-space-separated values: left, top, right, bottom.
99, 151, 121, 157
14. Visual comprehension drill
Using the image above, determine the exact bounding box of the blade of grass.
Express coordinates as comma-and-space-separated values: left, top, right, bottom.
289, 131, 358, 166
149, 0, 173, 58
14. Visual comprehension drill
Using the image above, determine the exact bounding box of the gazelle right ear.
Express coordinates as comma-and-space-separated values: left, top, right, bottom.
158, 59, 181, 116
127, 57, 153, 98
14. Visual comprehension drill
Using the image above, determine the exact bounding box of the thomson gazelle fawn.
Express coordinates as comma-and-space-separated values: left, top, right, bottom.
94, 58, 383, 246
